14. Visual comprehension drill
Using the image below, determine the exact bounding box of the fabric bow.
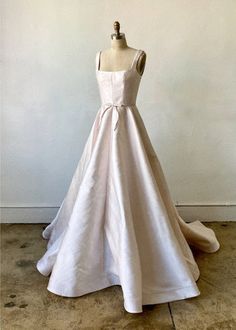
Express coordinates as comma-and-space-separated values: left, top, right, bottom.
98, 103, 126, 131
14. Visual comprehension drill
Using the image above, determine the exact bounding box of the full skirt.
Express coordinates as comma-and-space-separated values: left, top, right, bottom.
36, 105, 220, 313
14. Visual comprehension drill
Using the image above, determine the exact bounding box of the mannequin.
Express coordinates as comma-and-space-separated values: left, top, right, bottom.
36, 20, 220, 314
98, 21, 146, 75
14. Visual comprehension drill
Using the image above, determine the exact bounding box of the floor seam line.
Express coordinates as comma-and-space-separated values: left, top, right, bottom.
168, 302, 176, 330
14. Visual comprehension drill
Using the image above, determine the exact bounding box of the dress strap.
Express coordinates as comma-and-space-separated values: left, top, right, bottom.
131, 49, 143, 70
95, 50, 101, 71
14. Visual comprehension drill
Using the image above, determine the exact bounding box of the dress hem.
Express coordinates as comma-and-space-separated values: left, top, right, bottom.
43, 272, 200, 314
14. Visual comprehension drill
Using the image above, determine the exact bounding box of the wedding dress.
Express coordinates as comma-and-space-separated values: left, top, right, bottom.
36, 49, 220, 313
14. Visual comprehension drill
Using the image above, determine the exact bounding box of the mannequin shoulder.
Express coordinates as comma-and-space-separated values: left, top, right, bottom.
138, 50, 147, 63
137, 50, 147, 75
99, 48, 111, 58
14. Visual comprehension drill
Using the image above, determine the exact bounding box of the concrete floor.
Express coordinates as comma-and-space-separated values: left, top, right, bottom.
1, 222, 236, 330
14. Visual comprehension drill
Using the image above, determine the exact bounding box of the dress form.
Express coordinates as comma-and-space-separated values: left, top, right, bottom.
36, 21, 220, 314
99, 21, 146, 75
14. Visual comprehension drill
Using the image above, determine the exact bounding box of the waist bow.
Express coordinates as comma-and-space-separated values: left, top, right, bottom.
98, 103, 135, 131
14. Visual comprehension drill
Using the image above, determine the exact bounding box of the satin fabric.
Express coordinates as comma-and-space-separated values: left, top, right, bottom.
36, 49, 220, 313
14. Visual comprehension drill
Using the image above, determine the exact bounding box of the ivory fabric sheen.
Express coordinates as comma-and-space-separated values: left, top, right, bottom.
36, 49, 220, 313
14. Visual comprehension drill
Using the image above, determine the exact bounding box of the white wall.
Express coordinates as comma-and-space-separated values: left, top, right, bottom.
1, 0, 236, 222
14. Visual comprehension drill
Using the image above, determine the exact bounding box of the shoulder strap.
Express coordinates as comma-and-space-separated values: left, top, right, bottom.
95, 51, 101, 70
131, 49, 143, 70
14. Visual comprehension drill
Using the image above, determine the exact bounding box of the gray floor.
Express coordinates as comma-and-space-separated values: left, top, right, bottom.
1, 222, 236, 330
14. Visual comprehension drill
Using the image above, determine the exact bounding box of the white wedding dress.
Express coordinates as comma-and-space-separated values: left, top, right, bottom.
36, 49, 220, 313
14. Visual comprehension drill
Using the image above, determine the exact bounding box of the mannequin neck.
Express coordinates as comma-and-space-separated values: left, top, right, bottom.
111, 36, 128, 50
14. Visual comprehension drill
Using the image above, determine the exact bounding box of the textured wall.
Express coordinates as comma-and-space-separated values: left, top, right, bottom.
1, 1, 236, 221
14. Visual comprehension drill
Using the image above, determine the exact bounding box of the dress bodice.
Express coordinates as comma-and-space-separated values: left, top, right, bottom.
95, 49, 144, 107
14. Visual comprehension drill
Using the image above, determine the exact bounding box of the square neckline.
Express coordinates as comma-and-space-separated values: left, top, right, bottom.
96, 49, 142, 76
